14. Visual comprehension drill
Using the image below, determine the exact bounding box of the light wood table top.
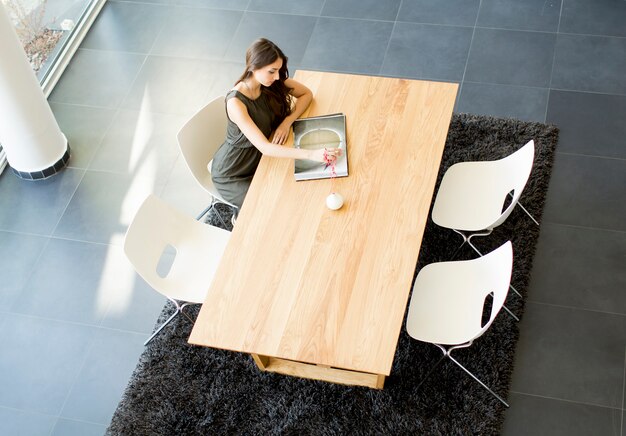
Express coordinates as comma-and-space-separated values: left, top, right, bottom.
189, 71, 458, 388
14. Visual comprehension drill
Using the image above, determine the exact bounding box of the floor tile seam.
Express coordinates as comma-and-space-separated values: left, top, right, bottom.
56, 332, 103, 425
545, 0, 564, 118
298, 15, 321, 69
55, 328, 145, 427
0, 228, 54, 238
0, 402, 59, 419
92, 104, 193, 118
241, 8, 337, 19
3, 310, 152, 336
555, 151, 626, 162
308, 15, 397, 25
156, 152, 183, 198
457, 76, 551, 89
540, 219, 626, 235
622, 347, 626, 417
318, 0, 328, 19
73, 166, 175, 180
93, 321, 151, 337
110, 0, 248, 14
556, 31, 626, 41
46, 232, 124, 248
473, 25, 557, 36
455, 0, 481, 99
5, 235, 54, 314
3, 311, 111, 329
379, 20, 399, 76
145, 49, 244, 63
377, 0, 404, 75
524, 300, 626, 319
113, 32, 162, 121
556, 0, 564, 34
104, 0, 171, 15
463, 80, 549, 91
78, 103, 126, 171
549, 87, 626, 98
47, 46, 147, 110
548, 86, 626, 98
47, 101, 119, 111
0, 406, 58, 436
376, 71, 459, 84
1, 316, 103, 423
143, 52, 245, 65
216, 8, 246, 79
43, 234, 117, 247
133, 5, 403, 23
540, 221, 626, 235
509, 390, 625, 411
48, 168, 88, 241
70, 46, 151, 58
393, 20, 474, 30
52, 416, 108, 432
295, 65, 389, 78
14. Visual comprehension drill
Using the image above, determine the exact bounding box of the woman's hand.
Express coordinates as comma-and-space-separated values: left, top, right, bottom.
308, 147, 342, 163
272, 118, 293, 145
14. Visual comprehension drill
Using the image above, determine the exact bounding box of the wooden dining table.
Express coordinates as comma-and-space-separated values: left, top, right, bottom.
189, 70, 458, 389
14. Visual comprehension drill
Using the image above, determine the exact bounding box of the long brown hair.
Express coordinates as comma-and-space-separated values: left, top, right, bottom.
236, 38, 293, 124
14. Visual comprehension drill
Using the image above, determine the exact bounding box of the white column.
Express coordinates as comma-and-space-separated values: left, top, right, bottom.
0, 1, 68, 180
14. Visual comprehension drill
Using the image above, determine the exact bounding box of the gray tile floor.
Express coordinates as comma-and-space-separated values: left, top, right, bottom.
1, 0, 625, 434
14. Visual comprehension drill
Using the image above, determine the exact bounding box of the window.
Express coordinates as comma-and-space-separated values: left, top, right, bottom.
1, 0, 106, 96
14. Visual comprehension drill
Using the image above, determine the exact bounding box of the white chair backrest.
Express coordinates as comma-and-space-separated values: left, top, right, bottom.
432, 140, 535, 231
176, 96, 227, 194
123, 194, 231, 303
406, 241, 513, 345
490, 140, 535, 227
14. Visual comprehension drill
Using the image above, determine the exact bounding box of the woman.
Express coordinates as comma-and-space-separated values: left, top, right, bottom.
211, 38, 341, 209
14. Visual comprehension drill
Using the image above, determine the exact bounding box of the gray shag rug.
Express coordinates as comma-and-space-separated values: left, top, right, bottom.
107, 114, 559, 435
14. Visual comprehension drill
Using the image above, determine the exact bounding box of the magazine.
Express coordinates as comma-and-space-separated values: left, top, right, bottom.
293, 113, 348, 181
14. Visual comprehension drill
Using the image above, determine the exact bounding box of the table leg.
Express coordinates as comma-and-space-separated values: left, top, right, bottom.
251, 353, 269, 370
250, 354, 386, 389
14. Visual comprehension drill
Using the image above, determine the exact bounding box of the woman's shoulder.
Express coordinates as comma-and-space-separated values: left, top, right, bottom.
226, 88, 241, 99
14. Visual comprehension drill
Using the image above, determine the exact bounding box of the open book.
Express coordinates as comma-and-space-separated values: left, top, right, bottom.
293, 113, 348, 181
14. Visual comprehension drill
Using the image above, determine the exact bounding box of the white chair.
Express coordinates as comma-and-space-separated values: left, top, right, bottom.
124, 194, 231, 345
406, 241, 513, 407
431, 140, 535, 304
177, 96, 238, 227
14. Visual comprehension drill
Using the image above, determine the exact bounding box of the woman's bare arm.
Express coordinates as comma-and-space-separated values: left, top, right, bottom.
227, 97, 339, 163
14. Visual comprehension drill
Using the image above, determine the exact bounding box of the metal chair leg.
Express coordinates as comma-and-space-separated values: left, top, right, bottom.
508, 283, 522, 298
517, 201, 539, 226
450, 230, 470, 260
144, 309, 180, 346
415, 352, 447, 391
508, 192, 539, 226
144, 299, 196, 346
447, 353, 509, 407
450, 241, 467, 261
195, 203, 214, 221
197, 198, 230, 228
500, 303, 519, 322
179, 302, 197, 323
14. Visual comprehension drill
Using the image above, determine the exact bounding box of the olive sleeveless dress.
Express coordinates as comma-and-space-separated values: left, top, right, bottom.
211, 89, 277, 208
